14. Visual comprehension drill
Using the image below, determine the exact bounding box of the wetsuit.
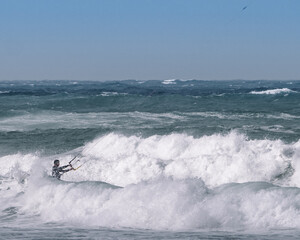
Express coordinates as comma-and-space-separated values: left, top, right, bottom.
52, 165, 71, 180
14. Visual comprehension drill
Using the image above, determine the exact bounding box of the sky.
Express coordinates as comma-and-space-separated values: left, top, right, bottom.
0, 0, 300, 81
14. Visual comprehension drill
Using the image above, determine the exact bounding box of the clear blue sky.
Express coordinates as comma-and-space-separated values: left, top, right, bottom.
0, 0, 299, 81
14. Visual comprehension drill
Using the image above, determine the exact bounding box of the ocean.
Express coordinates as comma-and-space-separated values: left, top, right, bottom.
0, 79, 299, 239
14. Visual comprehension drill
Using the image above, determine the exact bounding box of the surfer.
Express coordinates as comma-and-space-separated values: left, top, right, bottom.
52, 159, 74, 180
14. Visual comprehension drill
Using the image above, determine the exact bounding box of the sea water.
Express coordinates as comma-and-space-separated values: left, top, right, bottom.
0, 80, 299, 239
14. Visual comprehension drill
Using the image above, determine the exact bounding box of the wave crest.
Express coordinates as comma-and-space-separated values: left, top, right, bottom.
250, 88, 296, 95
61, 132, 300, 188
20, 177, 300, 230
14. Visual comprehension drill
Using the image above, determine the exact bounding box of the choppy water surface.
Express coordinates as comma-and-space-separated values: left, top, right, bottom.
0, 80, 300, 239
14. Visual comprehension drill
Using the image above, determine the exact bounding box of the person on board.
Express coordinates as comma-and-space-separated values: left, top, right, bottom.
52, 159, 74, 180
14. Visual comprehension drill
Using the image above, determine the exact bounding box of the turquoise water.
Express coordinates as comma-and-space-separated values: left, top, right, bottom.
0, 80, 300, 239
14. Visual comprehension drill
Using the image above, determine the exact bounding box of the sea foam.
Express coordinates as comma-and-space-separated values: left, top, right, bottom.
20, 176, 300, 230
1, 132, 299, 188
250, 88, 296, 95
63, 132, 299, 188
1, 132, 300, 231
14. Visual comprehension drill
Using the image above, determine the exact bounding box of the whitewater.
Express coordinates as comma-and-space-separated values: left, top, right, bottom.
0, 80, 300, 239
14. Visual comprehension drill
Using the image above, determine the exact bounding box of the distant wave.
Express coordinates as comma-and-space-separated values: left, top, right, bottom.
250, 88, 296, 95
98, 92, 128, 97
162, 79, 177, 85
2, 110, 299, 132
161, 79, 195, 85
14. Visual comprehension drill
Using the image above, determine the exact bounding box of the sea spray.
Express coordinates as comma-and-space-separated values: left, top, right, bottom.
1, 132, 299, 187
1, 80, 300, 238
63, 132, 299, 188
19, 176, 300, 230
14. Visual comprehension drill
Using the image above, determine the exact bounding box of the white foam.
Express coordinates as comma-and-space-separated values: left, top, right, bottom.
290, 140, 300, 185
0, 111, 185, 131
1, 132, 300, 230
250, 88, 296, 95
0, 153, 40, 212
162, 79, 177, 85
1, 110, 299, 132
99, 92, 128, 97
62, 132, 300, 188
184, 112, 300, 120
20, 177, 300, 230
1, 132, 299, 188
0, 153, 39, 177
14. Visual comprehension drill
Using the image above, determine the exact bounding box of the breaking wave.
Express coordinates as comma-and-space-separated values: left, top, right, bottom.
250, 88, 296, 95
20, 177, 300, 230
1, 132, 300, 230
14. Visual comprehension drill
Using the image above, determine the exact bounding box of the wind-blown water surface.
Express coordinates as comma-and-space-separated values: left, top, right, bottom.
1, 80, 300, 239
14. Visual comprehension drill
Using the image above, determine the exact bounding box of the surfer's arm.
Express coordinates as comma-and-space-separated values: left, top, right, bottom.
57, 165, 72, 173
60, 165, 70, 169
